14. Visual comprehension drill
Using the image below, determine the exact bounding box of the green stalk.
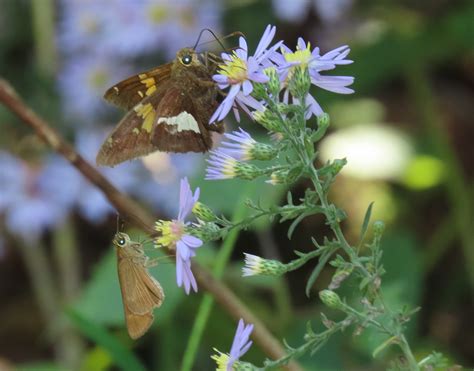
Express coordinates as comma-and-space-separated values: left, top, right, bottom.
52, 219, 84, 371
180, 183, 255, 371
31, 0, 57, 76
405, 64, 474, 289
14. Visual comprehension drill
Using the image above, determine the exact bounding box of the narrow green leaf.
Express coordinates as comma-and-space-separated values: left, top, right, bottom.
305, 248, 336, 297
358, 202, 374, 246
287, 211, 310, 239
66, 309, 146, 371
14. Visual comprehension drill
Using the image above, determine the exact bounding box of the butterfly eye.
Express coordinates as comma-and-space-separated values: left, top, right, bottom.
118, 238, 125, 246
181, 55, 192, 65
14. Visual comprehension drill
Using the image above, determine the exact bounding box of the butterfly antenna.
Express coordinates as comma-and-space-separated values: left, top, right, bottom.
193, 29, 244, 52
116, 213, 123, 234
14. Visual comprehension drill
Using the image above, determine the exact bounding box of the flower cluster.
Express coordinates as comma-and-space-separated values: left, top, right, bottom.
210, 24, 353, 124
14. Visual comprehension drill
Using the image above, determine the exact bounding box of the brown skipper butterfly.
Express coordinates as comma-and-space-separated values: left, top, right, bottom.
113, 232, 164, 339
96, 31, 232, 167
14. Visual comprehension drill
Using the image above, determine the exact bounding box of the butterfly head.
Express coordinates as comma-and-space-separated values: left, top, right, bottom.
113, 232, 130, 249
176, 48, 201, 68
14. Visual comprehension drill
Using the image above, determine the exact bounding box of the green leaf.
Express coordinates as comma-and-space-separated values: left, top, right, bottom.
358, 202, 374, 246
305, 248, 336, 297
66, 309, 146, 371
287, 212, 308, 240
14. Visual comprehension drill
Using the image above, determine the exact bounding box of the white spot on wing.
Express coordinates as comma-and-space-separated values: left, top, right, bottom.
157, 111, 200, 133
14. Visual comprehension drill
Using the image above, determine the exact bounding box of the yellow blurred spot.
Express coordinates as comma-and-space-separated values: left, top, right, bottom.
320, 124, 412, 180
403, 155, 444, 190
148, 5, 168, 24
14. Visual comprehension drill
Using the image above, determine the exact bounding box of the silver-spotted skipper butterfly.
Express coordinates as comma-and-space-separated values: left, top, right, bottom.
113, 232, 164, 339
96, 32, 230, 167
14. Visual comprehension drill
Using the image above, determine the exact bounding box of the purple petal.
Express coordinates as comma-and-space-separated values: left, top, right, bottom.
254, 24, 276, 59
178, 177, 198, 221
242, 80, 253, 96
181, 234, 203, 249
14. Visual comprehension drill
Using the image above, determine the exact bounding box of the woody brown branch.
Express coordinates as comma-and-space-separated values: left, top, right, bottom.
0, 78, 301, 371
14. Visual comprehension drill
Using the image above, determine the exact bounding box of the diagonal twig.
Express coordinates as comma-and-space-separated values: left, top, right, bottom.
0, 78, 301, 370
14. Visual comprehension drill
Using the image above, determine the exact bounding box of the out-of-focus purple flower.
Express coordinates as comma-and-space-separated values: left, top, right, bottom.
211, 319, 254, 371
73, 129, 144, 223
138, 152, 203, 215
274, 37, 354, 118
313, 0, 353, 23
155, 177, 202, 294
210, 25, 281, 123
272, 0, 352, 24
218, 128, 257, 161
58, 0, 222, 59
0, 152, 75, 243
58, 55, 132, 121
272, 0, 311, 23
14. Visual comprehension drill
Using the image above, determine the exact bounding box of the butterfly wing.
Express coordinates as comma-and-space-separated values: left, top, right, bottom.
96, 85, 170, 166
151, 86, 215, 152
117, 256, 164, 339
104, 63, 173, 110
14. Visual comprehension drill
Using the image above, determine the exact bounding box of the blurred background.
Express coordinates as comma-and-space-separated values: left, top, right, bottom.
0, 0, 472, 370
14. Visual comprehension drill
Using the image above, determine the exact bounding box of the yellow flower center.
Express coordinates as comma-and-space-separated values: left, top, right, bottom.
222, 158, 237, 177
155, 220, 185, 249
218, 53, 248, 84
283, 42, 312, 67
211, 349, 231, 371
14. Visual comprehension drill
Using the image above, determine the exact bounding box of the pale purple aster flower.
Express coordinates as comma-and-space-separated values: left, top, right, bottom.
0, 152, 74, 243
211, 319, 254, 371
58, 54, 132, 121
218, 128, 256, 161
155, 177, 202, 294
210, 25, 282, 123
205, 150, 239, 180
274, 37, 354, 117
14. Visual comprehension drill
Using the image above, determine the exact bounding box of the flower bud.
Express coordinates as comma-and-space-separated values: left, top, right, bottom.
264, 67, 281, 97
242, 253, 287, 277
190, 222, 222, 242
266, 168, 300, 186
288, 65, 311, 99
249, 143, 278, 161
253, 109, 280, 132
373, 220, 385, 237
192, 202, 217, 222
319, 289, 343, 310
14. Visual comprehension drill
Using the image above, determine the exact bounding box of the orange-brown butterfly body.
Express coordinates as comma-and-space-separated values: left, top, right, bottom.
97, 48, 224, 167
113, 233, 164, 339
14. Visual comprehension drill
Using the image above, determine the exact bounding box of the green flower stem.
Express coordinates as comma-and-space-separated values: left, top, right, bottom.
261, 317, 352, 370
285, 249, 325, 272
218, 204, 308, 235
181, 184, 254, 371
15, 238, 63, 362
261, 87, 420, 367
52, 219, 84, 371
31, 0, 56, 76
